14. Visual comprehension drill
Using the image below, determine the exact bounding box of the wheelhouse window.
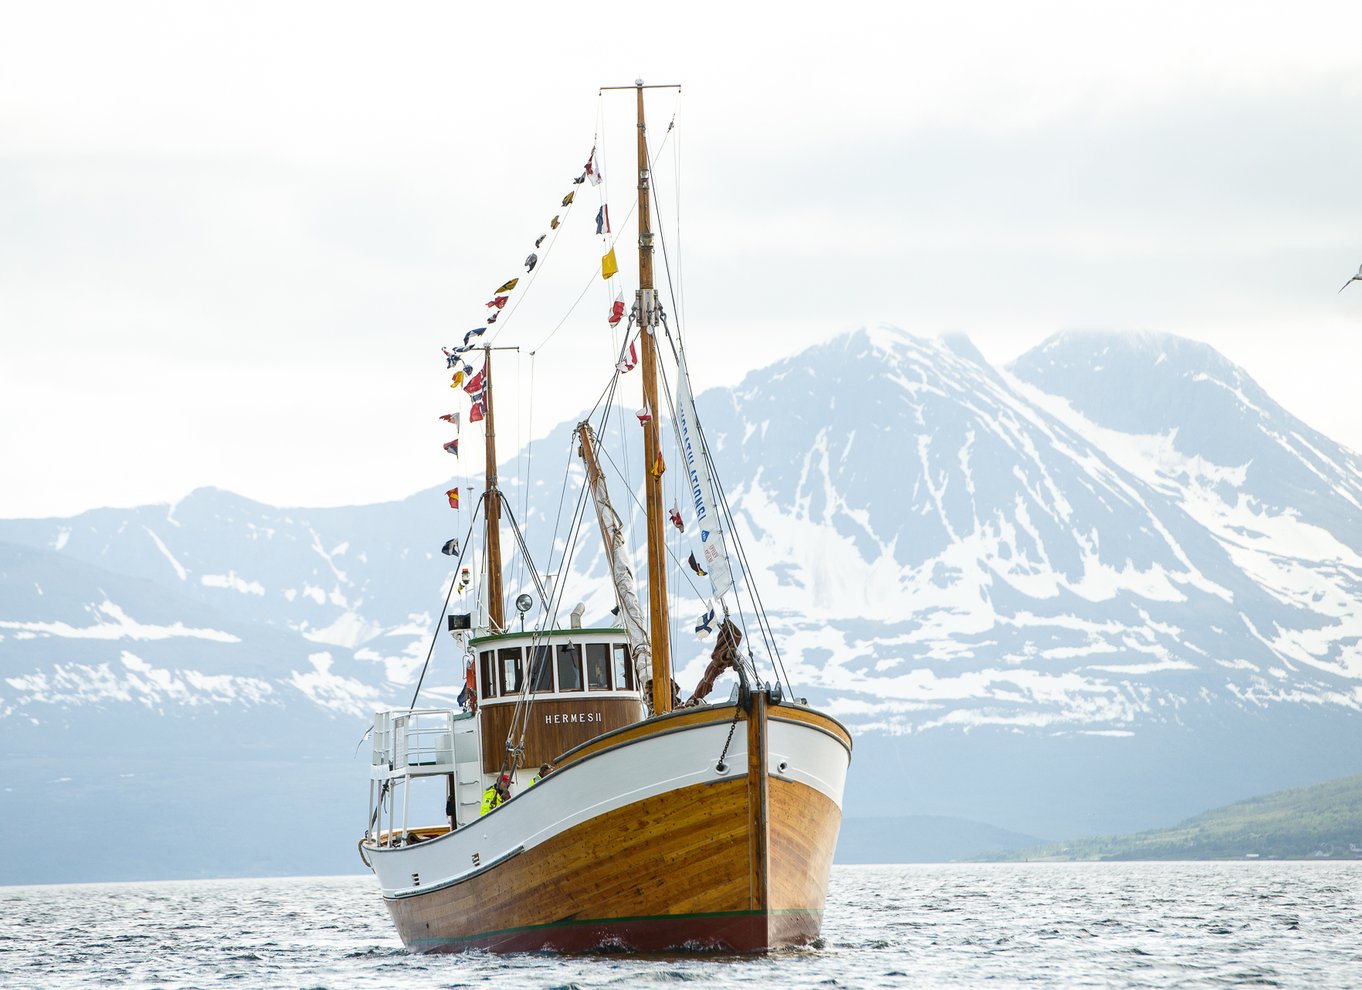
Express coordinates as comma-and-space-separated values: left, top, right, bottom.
530, 644, 554, 693
480, 651, 496, 699
498, 647, 523, 696
612, 644, 633, 691
556, 644, 583, 691
585, 643, 612, 691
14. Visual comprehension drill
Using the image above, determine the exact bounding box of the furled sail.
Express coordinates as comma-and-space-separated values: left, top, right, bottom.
577, 424, 652, 692
674, 352, 735, 599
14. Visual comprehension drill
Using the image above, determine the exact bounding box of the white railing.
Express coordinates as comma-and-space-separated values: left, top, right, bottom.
372, 708, 457, 777
366, 708, 482, 850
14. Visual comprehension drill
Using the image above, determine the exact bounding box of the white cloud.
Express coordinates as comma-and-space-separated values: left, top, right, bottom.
3, 1, 1362, 517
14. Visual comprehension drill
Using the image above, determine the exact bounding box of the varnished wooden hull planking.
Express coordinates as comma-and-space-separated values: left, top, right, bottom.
384, 779, 842, 952
767, 777, 842, 942
377, 701, 849, 953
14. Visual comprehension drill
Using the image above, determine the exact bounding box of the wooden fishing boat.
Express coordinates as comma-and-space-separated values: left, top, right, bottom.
360, 81, 851, 953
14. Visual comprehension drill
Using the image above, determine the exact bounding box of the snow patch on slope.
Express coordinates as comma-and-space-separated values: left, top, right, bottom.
4, 650, 274, 711
201, 572, 265, 596
0, 601, 240, 643
289, 652, 386, 717
144, 527, 188, 581
303, 611, 385, 649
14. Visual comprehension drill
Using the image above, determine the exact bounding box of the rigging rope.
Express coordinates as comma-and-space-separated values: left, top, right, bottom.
593, 411, 707, 603
503, 441, 597, 763
407, 494, 486, 711
509, 352, 539, 615
643, 121, 793, 697
651, 329, 765, 689
484, 200, 577, 352
500, 499, 551, 618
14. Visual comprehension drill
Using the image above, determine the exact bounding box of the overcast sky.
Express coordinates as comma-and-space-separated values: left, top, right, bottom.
3, 0, 1362, 519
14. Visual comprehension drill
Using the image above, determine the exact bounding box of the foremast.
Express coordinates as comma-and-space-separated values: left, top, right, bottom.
633, 81, 672, 716
482, 346, 505, 632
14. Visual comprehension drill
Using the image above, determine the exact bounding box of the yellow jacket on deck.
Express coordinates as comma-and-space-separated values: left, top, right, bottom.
480, 787, 502, 816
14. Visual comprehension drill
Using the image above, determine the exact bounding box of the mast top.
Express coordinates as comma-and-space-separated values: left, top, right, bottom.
599, 83, 681, 92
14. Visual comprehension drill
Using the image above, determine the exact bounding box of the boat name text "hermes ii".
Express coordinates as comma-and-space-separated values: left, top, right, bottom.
544, 712, 603, 725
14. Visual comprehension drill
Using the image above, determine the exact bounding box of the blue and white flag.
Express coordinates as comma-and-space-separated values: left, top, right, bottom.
695, 607, 716, 638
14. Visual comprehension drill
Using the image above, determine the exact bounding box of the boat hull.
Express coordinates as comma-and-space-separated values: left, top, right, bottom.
369, 700, 850, 953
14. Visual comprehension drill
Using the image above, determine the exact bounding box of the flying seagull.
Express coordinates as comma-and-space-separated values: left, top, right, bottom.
1338, 264, 1362, 293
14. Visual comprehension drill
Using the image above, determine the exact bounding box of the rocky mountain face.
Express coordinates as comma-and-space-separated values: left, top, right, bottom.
2, 327, 1360, 881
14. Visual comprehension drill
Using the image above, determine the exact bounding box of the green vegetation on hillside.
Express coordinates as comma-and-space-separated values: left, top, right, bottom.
986, 773, 1362, 861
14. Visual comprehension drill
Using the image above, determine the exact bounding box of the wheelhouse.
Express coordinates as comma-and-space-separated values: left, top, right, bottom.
472, 627, 646, 775
365, 626, 647, 848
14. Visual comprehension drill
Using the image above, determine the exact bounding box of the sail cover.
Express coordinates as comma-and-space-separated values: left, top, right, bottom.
675, 352, 735, 599
580, 432, 653, 691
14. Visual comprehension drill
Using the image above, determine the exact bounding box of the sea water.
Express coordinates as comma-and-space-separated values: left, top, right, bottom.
1, 862, 1358, 989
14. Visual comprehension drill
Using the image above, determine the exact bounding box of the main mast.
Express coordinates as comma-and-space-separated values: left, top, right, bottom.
634, 81, 672, 715
482, 346, 504, 632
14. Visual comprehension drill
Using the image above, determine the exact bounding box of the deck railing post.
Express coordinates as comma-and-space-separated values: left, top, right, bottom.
401, 771, 411, 842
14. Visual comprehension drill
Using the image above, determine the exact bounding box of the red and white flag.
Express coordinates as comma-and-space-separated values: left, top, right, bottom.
616, 340, 638, 374
608, 291, 625, 327
668, 502, 684, 531
439, 413, 460, 431
585, 151, 603, 186
636, 398, 651, 425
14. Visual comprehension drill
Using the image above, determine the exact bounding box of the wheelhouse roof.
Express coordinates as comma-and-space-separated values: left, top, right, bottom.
469, 627, 630, 648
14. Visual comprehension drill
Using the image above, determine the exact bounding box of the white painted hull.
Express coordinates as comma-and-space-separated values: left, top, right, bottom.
366, 701, 849, 903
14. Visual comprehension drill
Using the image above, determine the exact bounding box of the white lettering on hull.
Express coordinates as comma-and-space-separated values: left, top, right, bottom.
544, 712, 603, 724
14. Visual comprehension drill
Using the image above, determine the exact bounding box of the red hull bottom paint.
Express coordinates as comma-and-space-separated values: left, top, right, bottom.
398, 909, 823, 954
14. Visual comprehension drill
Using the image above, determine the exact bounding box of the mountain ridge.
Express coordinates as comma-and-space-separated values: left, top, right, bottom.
2, 326, 1360, 880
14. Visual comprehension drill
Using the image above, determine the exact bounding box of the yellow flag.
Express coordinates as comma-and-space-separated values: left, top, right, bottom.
451, 370, 464, 388
495, 278, 519, 294
601, 248, 618, 280
561, 190, 575, 207
652, 451, 665, 477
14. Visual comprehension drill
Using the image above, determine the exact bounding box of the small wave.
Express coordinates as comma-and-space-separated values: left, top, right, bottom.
343, 946, 407, 959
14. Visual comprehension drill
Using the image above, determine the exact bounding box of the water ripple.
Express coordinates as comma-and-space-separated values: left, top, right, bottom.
0, 864, 1358, 988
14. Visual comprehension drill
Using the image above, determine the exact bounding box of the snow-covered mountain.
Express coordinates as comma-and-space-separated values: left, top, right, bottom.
3, 327, 1360, 880
712, 328, 1362, 732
